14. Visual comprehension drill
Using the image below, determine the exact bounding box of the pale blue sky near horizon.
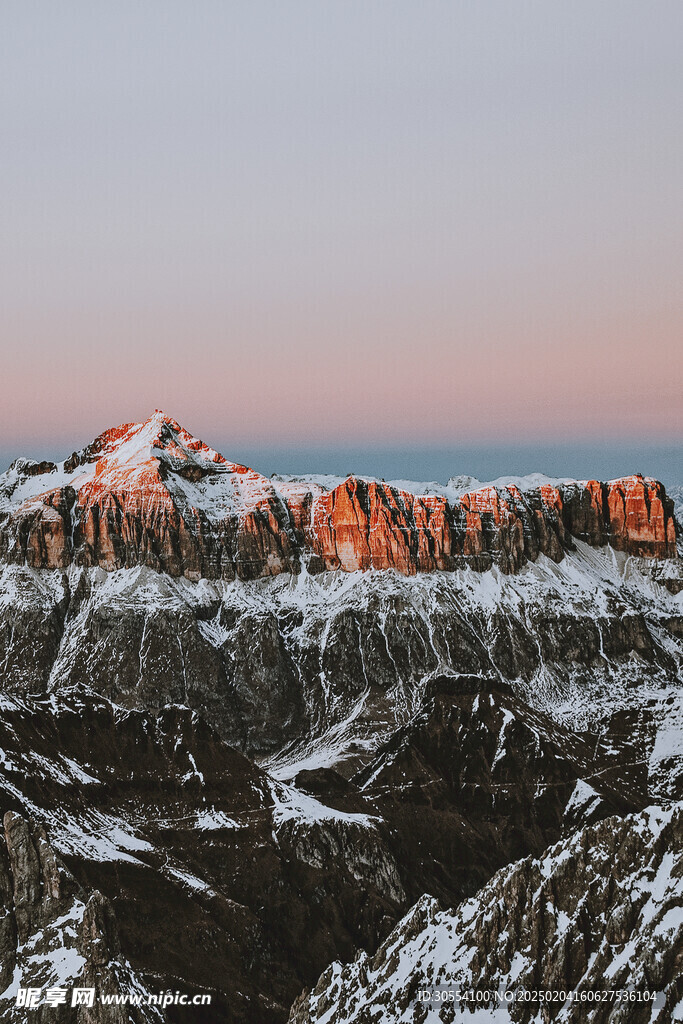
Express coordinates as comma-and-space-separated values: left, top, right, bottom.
1, 1, 681, 459
1, 439, 680, 489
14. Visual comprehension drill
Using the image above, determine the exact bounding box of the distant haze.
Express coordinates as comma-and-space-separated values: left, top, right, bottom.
1, 438, 680, 490
1, 2, 681, 456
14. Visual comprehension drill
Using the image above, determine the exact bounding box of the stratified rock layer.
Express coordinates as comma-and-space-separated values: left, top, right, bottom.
0, 413, 677, 580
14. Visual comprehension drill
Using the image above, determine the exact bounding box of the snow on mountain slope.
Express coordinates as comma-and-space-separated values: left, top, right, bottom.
0, 693, 405, 1023
670, 484, 683, 523
0, 536, 681, 794
289, 804, 683, 1024
0, 679, 656, 1022
347, 675, 645, 907
0, 410, 290, 526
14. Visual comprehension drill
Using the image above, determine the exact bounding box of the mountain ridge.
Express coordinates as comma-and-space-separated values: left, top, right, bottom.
0, 412, 677, 581
288, 804, 683, 1023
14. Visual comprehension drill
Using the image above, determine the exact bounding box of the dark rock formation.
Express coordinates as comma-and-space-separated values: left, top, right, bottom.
289, 804, 683, 1023
353, 679, 645, 906
0, 677, 654, 1024
0, 811, 162, 1023
0, 696, 404, 1024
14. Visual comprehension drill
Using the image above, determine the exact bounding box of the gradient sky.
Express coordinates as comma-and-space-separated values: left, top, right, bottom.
1, 1, 681, 478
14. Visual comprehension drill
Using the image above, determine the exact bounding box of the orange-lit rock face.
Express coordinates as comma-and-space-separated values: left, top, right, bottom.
606, 476, 677, 558
0, 415, 677, 579
0, 412, 300, 580
308, 479, 456, 574
560, 476, 677, 559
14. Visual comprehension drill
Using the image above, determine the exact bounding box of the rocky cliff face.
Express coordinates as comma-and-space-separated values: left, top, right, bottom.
0, 413, 677, 581
0, 812, 163, 1023
289, 804, 683, 1024
0, 413, 300, 581
562, 476, 677, 559
1, 535, 680, 796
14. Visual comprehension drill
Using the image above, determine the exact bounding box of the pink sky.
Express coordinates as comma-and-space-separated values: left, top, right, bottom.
1, 2, 681, 456
3, 286, 681, 452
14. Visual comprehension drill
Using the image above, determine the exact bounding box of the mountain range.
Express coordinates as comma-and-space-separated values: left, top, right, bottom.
0, 413, 681, 1022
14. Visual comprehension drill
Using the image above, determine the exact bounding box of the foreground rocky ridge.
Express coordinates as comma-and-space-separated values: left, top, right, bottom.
289, 804, 683, 1024
0, 413, 677, 581
0, 695, 404, 1023
352, 676, 644, 906
0, 811, 162, 1023
0, 675, 649, 1024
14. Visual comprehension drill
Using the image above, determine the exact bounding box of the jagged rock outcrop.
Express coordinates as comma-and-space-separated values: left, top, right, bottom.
0, 696, 405, 1024
562, 476, 677, 559
351, 676, 645, 906
289, 804, 683, 1023
0, 413, 300, 581
0, 413, 677, 581
0, 812, 163, 1023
